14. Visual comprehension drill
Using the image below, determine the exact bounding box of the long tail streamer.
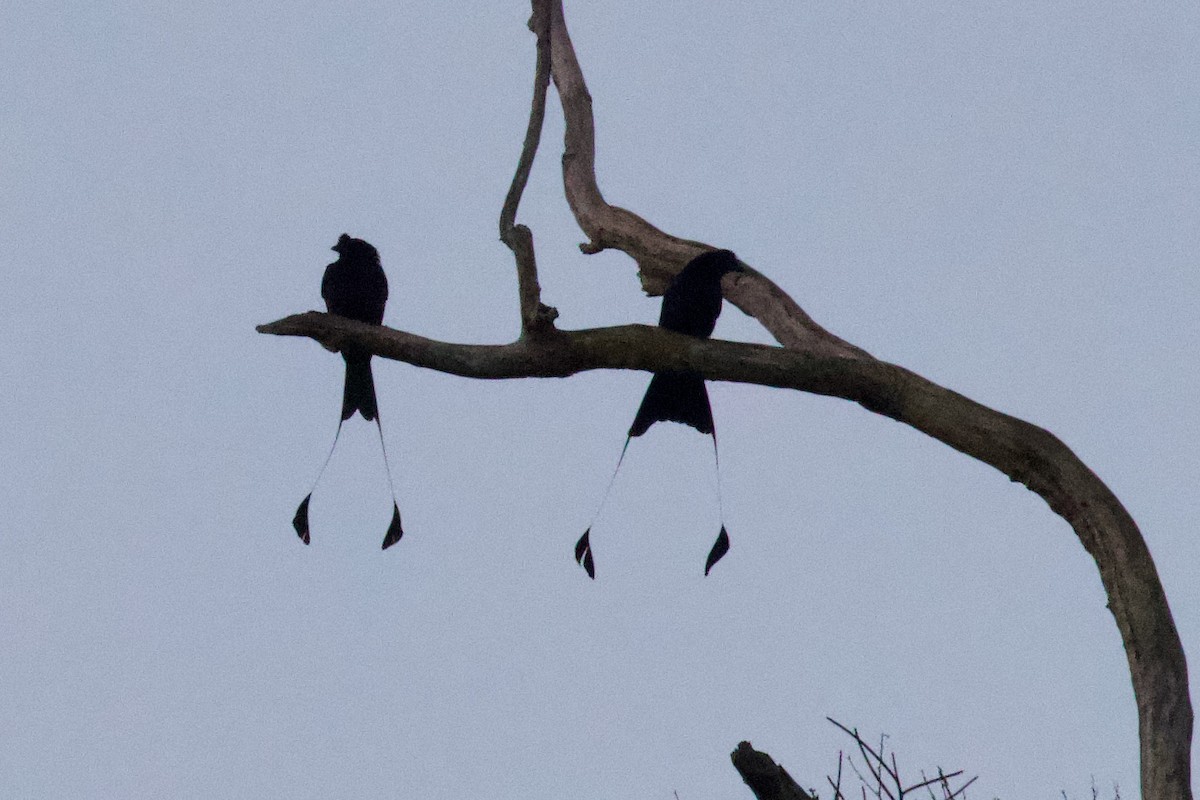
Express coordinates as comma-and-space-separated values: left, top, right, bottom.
376, 415, 404, 550
574, 436, 633, 579
292, 410, 404, 549
292, 419, 346, 545
703, 430, 731, 576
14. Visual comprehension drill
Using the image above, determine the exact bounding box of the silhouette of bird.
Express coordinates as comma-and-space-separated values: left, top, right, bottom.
292, 234, 404, 549
575, 248, 744, 579
323, 234, 388, 421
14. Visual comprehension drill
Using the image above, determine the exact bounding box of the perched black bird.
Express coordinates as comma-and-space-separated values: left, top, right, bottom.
629, 249, 743, 437
575, 249, 744, 579
323, 234, 388, 422
292, 234, 404, 550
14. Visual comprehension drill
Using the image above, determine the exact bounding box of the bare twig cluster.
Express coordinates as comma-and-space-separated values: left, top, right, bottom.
825, 719, 976, 800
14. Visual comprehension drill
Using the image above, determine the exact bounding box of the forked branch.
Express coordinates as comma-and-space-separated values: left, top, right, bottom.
545, 0, 865, 358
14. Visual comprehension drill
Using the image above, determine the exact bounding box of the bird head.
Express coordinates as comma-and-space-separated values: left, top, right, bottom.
712, 249, 745, 275
687, 248, 745, 281
331, 234, 380, 262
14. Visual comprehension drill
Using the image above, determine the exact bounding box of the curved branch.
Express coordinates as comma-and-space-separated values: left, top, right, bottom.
498, 0, 557, 334
545, 0, 865, 358
259, 308, 1192, 797
535, 2, 1193, 798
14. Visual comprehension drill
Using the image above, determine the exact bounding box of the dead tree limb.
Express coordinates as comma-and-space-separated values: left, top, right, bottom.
498, 1, 557, 335
731, 741, 816, 800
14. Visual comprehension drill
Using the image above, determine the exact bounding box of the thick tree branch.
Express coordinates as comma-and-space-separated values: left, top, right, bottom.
731, 741, 816, 800
258, 313, 860, 385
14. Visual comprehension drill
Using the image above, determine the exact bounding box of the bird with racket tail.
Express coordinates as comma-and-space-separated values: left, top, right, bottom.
292, 234, 405, 550
575, 248, 745, 578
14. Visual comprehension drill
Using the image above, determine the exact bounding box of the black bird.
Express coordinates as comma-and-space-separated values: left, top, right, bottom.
575, 249, 744, 579
323, 234, 388, 422
292, 234, 404, 550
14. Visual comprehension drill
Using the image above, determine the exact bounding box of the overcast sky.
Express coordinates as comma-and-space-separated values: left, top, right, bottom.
3, 2, 1197, 798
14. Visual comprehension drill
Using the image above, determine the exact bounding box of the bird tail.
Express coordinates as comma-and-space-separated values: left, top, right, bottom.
341, 351, 379, 421
628, 371, 713, 437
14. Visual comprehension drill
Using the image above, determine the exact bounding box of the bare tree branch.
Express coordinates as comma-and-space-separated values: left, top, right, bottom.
544, 0, 865, 358
255, 312, 897, 387
498, 0, 557, 334
830, 751, 847, 800
731, 741, 817, 800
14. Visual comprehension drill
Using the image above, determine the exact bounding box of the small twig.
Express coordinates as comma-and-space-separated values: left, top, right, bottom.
918, 770, 938, 800
846, 754, 872, 794
904, 769, 965, 796
856, 735, 891, 800
827, 719, 895, 800
876, 732, 895, 797
827, 750, 846, 800
946, 774, 976, 800
829, 719, 890, 772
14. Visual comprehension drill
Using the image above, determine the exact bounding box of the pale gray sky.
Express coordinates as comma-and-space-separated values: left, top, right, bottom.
3, 2, 1197, 798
